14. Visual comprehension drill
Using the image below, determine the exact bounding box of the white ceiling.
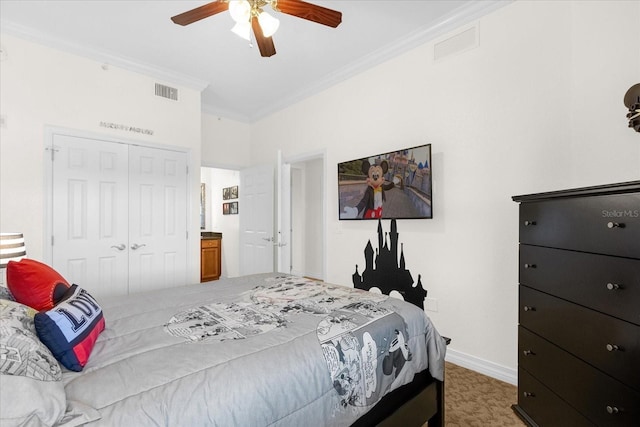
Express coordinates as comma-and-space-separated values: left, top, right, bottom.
0, 0, 509, 122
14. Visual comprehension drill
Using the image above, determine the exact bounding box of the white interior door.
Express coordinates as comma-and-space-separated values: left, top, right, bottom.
239, 164, 274, 275
51, 135, 129, 298
128, 145, 188, 293
51, 133, 188, 298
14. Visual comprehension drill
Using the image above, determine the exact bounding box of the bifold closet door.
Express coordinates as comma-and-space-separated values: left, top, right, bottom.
52, 135, 188, 298
51, 135, 130, 298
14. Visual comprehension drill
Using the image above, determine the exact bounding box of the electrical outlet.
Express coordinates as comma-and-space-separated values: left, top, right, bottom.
424, 297, 438, 312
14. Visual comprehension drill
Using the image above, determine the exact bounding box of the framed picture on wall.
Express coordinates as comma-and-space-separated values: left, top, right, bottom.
230, 186, 238, 199
223, 202, 230, 215
230, 202, 238, 214
223, 187, 230, 200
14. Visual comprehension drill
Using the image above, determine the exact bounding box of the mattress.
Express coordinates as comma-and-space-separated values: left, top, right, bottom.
62, 274, 446, 426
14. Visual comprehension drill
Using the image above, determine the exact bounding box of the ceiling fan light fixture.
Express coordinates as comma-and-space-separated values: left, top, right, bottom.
171, 0, 342, 57
258, 11, 280, 37
229, 0, 251, 24
231, 21, 251, 41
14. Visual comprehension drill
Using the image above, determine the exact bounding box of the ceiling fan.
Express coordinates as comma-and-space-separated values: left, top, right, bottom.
171, 0, 342, 58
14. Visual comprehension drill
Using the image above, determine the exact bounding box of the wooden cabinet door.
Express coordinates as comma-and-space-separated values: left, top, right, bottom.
201, 239, 221, 282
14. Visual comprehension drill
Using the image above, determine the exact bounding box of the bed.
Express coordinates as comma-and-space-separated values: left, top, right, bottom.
1, 273, 446, 427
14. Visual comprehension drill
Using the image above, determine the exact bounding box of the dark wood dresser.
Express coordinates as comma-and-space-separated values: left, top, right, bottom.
512, 181, 640, 427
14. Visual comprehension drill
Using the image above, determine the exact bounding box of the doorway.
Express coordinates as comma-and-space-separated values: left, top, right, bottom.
283, 153, 325, 281
200, 166, 241, 278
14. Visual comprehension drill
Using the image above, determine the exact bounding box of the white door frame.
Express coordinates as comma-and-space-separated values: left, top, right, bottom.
280, 149, 327, 281
43, 126, 192, 277
277, 151, 291, 274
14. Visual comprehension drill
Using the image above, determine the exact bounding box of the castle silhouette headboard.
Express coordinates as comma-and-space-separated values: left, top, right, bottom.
352, 219, 427, 309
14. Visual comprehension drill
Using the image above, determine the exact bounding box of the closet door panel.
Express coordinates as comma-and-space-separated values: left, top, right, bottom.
52, 135, 129, 298
128, 146, 188, 293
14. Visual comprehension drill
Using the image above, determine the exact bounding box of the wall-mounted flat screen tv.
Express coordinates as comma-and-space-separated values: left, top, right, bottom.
338, 143, 432, 220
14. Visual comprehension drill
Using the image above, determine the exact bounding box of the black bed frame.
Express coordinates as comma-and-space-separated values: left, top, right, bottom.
351, 369, 445, 427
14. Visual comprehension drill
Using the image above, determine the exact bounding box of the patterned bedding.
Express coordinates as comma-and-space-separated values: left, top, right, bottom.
61, 274, 446, 426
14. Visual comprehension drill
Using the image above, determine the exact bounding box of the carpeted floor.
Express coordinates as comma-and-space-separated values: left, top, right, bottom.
429, 362, 526, 426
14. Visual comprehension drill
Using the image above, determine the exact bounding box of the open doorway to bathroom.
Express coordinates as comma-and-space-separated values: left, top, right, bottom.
200, 167, 240, 278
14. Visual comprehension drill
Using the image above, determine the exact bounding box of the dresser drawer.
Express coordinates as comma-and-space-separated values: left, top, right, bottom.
519, 286, 640, 390
518, 193, 640, 258
519, 327, 640, 427
517, 367, 595, 427
201, 238, 220, 249
519, 245, 640, 326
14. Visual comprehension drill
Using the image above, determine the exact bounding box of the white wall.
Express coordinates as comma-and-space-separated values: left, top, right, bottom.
0, 34, 203, 283
200, 167, 241, 278
244, 0, 640, 380
201, 113, 251, 169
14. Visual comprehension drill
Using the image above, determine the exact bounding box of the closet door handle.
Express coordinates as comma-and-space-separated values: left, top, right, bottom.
110, 244, 126, 251
131, 243, 146, 250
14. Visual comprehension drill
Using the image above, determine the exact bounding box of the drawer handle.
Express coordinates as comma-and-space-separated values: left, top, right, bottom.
606, 405, 623, 414
524, 263, 537, 269
606, 283, 621, 291
524, 220, 536, 226
522, 350, 535, 356
606, 344, 623, 352
523, 306, 536, 312
607, 221, 625, 229
523, 392, 535, 398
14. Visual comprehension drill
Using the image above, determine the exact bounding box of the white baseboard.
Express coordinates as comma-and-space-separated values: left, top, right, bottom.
445, 348, 517, 386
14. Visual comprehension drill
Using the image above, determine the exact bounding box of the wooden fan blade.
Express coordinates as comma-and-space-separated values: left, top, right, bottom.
275, 0, 342, 28
251, 17, 276, 57
171, 1, 229, 26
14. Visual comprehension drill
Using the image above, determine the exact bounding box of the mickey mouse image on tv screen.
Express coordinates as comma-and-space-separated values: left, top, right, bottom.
342, 160, 400, 219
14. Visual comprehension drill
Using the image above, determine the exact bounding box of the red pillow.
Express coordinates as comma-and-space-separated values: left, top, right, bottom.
6, 259, 70, 311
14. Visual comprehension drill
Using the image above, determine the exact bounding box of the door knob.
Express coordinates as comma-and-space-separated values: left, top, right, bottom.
131, 243, 146, 250
110, 244, 126, 251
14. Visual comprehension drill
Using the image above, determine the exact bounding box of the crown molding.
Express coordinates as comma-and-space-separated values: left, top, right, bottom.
243, 0, 512, 122
0, 20, 210, 92
2, 0, 511, 123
